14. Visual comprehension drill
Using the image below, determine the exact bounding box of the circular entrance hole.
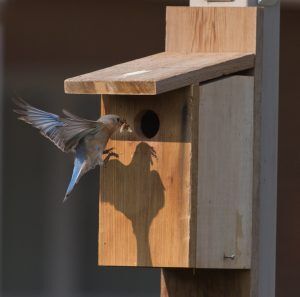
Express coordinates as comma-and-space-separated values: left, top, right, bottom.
134, 110, 160, 139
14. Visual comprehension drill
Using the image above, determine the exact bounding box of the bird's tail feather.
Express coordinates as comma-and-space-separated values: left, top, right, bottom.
63, 150, 86, 202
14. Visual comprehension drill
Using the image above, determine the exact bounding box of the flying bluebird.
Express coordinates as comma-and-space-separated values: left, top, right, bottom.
13, 97, 132, 202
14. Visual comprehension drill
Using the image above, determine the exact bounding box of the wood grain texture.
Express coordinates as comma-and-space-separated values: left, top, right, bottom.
166, 7, 259, 53
250, 9, 264, 297
161, 268, 251, 297
251, 5, 279, 297
98, 86, 199, 267
98, 76, 254, 268
190, 0, 257, 7
161, 5, 279, 297
196, 76, 254, 269
157, 6, 263, 297
64, 52, 254, 95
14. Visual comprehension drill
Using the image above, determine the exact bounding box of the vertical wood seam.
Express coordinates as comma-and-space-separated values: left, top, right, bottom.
189, 84, 200, 267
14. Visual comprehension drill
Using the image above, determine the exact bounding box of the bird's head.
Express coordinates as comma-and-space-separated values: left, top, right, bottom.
99, 114, 132, 133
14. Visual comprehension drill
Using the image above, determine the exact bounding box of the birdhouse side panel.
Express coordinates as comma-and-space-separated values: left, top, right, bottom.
196, 76, 254, 269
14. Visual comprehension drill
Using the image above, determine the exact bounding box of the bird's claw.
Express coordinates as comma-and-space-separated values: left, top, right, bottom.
103, 147, 115, 155
103, 151, 119, 168
150, 147, 158, 159
109, 152, 119, 159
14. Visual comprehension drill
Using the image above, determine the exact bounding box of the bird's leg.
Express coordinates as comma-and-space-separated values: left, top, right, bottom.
103, 147, 114, 155
103, 151, 119, 167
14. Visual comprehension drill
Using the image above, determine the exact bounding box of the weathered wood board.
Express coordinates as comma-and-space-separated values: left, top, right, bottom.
166, 7, 260, 53
98, 86, 199, 267
196, 76, 253, 269
64, 52, 254, 95
190, 0, 257, 7
98, 75, 254, 268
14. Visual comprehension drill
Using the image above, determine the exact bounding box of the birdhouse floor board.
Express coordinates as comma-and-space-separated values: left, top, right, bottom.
64, 52, 254, 95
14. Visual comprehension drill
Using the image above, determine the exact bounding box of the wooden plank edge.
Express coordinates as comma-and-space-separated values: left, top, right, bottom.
65, 54, 255, 96
156, 54, 255, 94
64, 80, 157, 95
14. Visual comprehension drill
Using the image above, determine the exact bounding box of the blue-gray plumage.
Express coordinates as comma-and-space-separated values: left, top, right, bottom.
13, 97, 131, 202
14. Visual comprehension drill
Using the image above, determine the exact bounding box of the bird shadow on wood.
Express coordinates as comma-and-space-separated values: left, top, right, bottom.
100, 142, 165, 266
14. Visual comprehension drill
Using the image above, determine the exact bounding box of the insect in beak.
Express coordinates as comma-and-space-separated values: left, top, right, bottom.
120, 120, 133, 133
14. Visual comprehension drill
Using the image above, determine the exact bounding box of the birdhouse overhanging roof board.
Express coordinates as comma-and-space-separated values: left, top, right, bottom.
64, 52, 255, 95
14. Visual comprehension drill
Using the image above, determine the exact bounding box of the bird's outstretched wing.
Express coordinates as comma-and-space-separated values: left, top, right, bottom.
13, 97, 103, 152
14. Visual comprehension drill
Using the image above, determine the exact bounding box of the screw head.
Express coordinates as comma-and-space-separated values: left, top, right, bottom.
224, 254, 235, 260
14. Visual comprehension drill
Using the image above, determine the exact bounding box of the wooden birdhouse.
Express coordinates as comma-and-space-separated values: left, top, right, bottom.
64, 3, 279, 297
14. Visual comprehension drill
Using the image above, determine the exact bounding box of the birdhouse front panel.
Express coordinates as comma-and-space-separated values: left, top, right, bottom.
98, 86, 199, 267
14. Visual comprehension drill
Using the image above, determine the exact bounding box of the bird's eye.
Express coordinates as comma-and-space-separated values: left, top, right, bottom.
117, 118, 120, 122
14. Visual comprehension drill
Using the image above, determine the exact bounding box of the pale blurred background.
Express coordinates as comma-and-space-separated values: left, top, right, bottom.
0, 0, 299, 296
